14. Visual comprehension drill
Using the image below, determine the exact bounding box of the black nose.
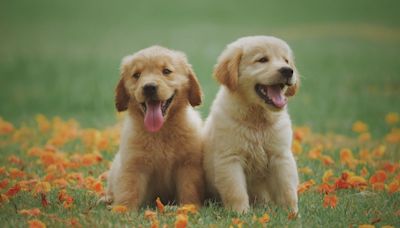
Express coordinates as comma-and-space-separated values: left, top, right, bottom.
279, 67, 293, 79
143, 83, 158, 97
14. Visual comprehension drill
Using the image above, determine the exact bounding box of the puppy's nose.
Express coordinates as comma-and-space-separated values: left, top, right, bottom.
143, 83, 158, 97
278, 67, 293, 79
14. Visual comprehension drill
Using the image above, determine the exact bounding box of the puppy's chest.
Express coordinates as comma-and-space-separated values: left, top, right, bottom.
239, 129, 281, 174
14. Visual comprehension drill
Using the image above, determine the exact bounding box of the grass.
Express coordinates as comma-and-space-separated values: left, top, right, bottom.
0, 0, 400, 227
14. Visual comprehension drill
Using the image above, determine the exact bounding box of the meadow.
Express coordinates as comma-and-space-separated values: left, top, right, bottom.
0, 0, 399, 227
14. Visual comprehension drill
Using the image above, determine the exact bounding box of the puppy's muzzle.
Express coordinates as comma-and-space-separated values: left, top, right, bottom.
143, 83, 158, 100
278, 67, 294, 86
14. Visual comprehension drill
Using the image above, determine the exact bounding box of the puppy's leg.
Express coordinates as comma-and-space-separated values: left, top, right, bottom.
268, 154, 299, 214
113, 167, 150, 210
250, 181, 271, 205
215, 161, 249, 213
176, 163, 204, 207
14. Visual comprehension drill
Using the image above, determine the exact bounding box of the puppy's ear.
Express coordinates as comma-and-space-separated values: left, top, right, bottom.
115, 55, 133, 112
187, 66, 203, 107
115, 79, 129, 112
213, 46, 242, 91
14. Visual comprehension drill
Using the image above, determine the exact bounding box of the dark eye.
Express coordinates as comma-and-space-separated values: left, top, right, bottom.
257, 57, 269, 63
162, 68, 172, 75
284, 58, 289, 63
132, 72, 141, 79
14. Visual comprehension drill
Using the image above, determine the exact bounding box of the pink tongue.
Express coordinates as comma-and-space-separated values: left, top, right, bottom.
267, 85, 287, 108
144, 101, 164, 132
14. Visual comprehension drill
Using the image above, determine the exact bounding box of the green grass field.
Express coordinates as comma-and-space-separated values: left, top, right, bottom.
1, 0, 400, 227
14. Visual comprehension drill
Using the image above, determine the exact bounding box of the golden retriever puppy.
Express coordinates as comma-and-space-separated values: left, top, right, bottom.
203, 36, 300, 214
105, 46, 204, 209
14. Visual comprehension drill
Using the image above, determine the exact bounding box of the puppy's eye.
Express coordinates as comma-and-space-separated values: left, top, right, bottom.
284, 58, 289, 64
257, 57, 269, 63
162, 68, 172, 75
132, 72, 141, 79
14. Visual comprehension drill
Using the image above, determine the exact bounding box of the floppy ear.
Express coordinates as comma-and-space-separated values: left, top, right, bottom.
213, 46, 242, 91
115, 79, 129, 112
187, 67, 203, 107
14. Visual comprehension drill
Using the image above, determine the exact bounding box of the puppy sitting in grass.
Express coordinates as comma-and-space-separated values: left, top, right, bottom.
203, 36, 300, 214
105, 46, 204, 209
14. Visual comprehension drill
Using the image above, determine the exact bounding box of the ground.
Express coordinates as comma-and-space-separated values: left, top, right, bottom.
0, 0, 399, 227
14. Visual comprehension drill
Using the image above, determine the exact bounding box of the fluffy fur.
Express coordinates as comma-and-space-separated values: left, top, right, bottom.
203, 36, 300, 213
106, 46, 205, 209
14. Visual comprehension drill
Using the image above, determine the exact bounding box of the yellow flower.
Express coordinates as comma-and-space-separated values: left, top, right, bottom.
33, 181, 51, 195
299, 167, 313, 175
322, 169, 334, 183
292, 139, 302, 155
352, 121, 368, 133
358, 225, 375, 228
385, 112, 399, 125
258, 213, 270, 223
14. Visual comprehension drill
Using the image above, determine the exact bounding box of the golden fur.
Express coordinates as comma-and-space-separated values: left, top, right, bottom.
203, 36, 300, 213
106, 46, 204, 209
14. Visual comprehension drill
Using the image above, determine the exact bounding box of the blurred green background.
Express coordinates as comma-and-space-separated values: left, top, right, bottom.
1, 0, 399, 135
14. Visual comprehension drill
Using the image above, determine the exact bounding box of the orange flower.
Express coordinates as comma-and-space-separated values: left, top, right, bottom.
177, 204, 198, 215
0, 178, 9, 190
360, 167, 369, 177
321, 155, 334, 166
111, 205, 128, 213
35, 114, 51, 133
359, 149, 371, 163
317, 183, 334, 194
28, 219, 46, 228
385, 112, 399, 125
297, 179, 315, 194
258, 213, 270, 223
308, 147, 322, 159
358, 132, 371, 142
8, 155, 23, 165
383, 162, 398, 173
19, 208, 41, 216
323, 194, 338, 208
0, 118, 14, 135
6, 183, 21, 197
369, 170, 387, 184
9, 168, 25, 179
340, 148, 357, 169
175, 214, 188, 228
352, 121, 368, 133
144, 210, 157, 220
156, 197, 165, 213
388, 181, 399, 193
385, 129, 400, 144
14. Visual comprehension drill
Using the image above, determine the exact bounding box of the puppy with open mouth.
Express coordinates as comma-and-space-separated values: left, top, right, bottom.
105, 46, 205, 209
203, 36, 300, 214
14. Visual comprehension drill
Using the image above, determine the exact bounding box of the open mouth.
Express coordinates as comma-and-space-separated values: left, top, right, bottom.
140, 93, 175, 133
141, 93, 175, 116
255, 83, 287, 109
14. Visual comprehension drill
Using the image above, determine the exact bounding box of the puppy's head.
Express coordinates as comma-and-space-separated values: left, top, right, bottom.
214, 36, 300, 111
115, 46, 202, 132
